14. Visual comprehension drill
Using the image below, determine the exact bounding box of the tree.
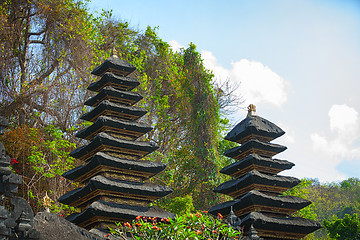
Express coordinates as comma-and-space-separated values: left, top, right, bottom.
1, 2, 240, 213
283, 178, 318, 221
179, 43, 222, 208
324, 213, 360, 240
118, 27, 234, 210
0, 0, 105, 213
0, 124, 76, 213
0, 0, 97, 129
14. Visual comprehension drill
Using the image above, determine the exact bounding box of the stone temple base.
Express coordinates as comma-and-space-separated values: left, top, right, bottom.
32, 212, 113, 240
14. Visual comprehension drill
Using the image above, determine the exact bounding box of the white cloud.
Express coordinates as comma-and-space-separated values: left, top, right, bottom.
230, 59, 288, 107
309, 104, 360, 181
329, 104, 360, 142
202, 50, 230, 86
169, 40, 184, 52
201, 50, 288, 108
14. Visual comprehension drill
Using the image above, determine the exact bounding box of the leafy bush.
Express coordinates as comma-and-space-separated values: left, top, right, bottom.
0, 124, 77, 214
323, 213, 360, 239
109, 211, 241, 240
165, 195, 195, 215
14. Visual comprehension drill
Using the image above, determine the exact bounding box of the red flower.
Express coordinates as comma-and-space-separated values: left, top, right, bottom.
212, 230, 218, 234
10, 158, 18, 165
217, 213, 223, 219
124, 222, 131, 228
151, 226, 161, 230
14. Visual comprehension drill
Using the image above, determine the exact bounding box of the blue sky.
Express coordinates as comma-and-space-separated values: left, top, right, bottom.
88, 0, 360, 182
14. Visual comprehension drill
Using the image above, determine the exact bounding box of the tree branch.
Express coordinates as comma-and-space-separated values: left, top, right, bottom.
28, 59, 60, 86
0, 99, 21, 118
23, 97, 63, 123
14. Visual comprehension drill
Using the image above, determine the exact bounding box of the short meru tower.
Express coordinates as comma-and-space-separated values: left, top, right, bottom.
209, 104, 321, 240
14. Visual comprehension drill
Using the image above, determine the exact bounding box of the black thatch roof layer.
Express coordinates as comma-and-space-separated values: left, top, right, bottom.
80, 100, 147, 122
208, 190, 311, 217
225, 116, 285, 143
88, 73, 139, 92
69, 132, 158, 161
213, 170, 300, 198
66, 200, 175, 229
75, 116, 152, 141
91, 57, 136, 77
224, 139, 287, 160
58, 175, 173, 207
241, 212, 322, 237
62, 152, 166, 183
220, 153, 294, 177
85, 86, 143, 107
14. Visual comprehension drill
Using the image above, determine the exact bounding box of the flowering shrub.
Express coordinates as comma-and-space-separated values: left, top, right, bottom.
109, 211, 241, 240
0, 124, 78, 214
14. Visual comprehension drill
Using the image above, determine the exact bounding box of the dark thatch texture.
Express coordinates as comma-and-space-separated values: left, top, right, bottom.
225, 115, 285, 143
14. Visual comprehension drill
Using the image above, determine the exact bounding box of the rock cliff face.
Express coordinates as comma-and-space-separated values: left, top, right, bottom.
33, 212, 108, 240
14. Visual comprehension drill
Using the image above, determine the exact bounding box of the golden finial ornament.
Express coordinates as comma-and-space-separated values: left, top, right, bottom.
247, 104, 257, 117
43, 192, 52, 213
111, 47, 119, 58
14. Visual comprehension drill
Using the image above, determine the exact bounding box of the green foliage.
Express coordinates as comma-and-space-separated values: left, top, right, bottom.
109, 212, 241, 240
323, 213, 360, 240
283, 178, 318, 221
284, 177, 360, 239
163, 195, 195, 216
117, 26, 230, 210
311, 179, 360, 219
282, 179, 319, 240
0, 125, 77, 214
28, 125, 76, 178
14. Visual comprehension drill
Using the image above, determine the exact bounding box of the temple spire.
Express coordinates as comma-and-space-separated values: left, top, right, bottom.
111, 47, 118, 58
247, 104, 257, 117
